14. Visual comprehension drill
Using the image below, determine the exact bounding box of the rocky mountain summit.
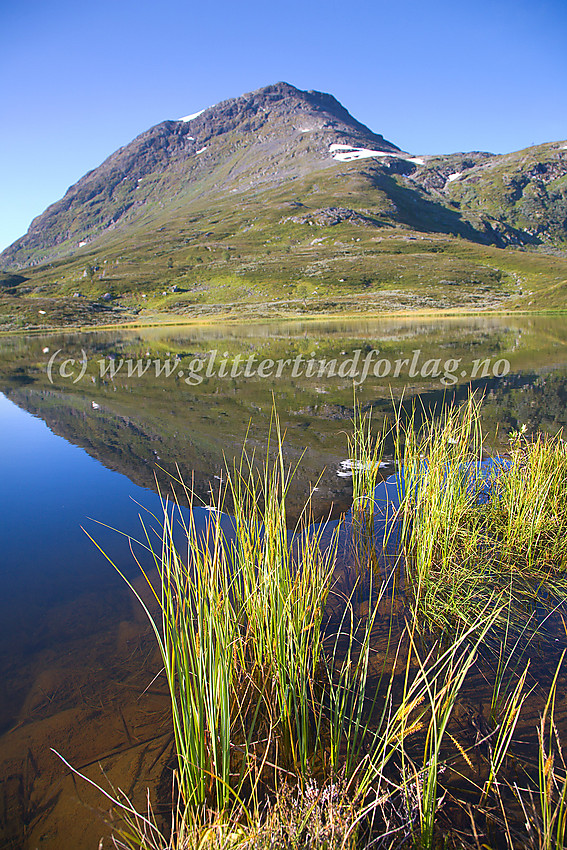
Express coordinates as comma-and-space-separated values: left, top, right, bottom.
1, 83, 401, 268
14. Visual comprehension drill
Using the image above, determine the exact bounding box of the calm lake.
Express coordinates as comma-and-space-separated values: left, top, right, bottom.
1, 314, 567, 848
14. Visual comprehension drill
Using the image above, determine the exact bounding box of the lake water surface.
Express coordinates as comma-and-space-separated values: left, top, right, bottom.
1, 315, 567, 847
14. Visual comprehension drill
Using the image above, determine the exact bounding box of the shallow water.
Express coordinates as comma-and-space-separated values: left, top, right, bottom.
1, 314, 567, 847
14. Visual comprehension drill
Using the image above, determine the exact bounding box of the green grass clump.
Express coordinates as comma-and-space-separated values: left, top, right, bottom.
388, 394, 567, 642
496, 429, 567, 572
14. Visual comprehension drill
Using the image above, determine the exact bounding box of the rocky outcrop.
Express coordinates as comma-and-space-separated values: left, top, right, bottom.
283, 207, 380, 227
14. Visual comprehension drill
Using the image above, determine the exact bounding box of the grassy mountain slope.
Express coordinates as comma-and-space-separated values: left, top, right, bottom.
0, 82, 399, 270
1, 83, 567, 330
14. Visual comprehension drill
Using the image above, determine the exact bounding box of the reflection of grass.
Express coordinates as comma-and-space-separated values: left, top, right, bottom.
71, 400, 567, 848
535, 658, 567, 850
347, 400, 388, 556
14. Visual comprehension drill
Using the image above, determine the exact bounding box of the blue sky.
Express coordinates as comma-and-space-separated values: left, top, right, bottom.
1, 0, 566, 253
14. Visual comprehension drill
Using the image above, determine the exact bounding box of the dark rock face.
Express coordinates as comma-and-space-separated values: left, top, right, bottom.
195, 82, 398, 149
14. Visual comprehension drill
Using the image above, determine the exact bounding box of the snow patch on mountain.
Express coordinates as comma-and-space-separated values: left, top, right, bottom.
179, 108, 207, 123
329, 144, 424, 166
446, 172, 462, 182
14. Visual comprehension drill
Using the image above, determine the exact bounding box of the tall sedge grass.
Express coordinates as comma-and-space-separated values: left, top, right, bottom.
496, 430, 567, 573
225, 417, 335, 779
89, 490, 242, 813
73, 397, 567, 849
394, 393, 497, 635
388, 393, 567, 642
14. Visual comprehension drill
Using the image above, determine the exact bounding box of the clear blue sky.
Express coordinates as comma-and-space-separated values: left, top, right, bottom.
1, 0, 566, 253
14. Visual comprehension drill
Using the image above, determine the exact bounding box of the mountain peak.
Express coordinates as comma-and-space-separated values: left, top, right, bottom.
1, 82, 401, 268
184, 81, 395, 149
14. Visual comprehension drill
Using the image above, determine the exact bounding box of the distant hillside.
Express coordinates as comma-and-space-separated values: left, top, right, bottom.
411, 142, 567, 246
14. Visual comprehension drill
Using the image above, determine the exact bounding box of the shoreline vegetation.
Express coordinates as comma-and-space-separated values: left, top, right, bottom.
69, 395, 567, 849
2, 305, 567, 338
